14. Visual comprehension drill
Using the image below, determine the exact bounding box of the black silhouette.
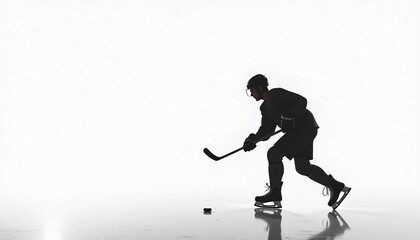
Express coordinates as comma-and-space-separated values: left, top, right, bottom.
245, 74, 351, 209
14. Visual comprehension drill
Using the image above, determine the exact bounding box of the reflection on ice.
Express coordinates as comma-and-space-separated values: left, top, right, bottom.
254, 208, 351, 240
307, 211, 350, 240
254, 208, 282, 239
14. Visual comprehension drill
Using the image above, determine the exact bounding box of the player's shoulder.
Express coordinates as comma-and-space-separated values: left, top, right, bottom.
269, 87, 288, 94
268, 88, 289, 99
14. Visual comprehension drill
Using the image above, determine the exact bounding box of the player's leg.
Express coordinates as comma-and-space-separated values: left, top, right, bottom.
294, 157, 351, 209
255, 146, 284, 208
267, 147, 284, 189
290, 128, 330, 186
294, 158, 331, 186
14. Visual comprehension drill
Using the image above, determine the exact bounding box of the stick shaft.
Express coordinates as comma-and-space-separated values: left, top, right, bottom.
205, 129, 282, 161
215, 147, 244, 160
253, 129, 282, 143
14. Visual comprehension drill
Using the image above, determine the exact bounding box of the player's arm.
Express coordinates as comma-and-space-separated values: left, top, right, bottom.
255, 111, 277, 141
243, 105, 276, 152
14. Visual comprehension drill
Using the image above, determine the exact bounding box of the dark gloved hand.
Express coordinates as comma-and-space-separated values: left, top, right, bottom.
280, 115, 295, 133
243, 133, 257, 152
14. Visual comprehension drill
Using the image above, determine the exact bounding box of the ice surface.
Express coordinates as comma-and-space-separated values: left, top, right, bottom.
1, 194, 419, 240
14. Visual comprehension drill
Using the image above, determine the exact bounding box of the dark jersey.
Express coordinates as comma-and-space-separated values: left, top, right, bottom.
255, 88, 319, 140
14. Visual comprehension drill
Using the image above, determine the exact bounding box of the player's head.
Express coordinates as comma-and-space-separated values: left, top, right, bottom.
246, 74, 269, 101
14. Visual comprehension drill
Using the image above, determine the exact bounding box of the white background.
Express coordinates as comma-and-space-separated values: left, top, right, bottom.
1, 0, 419, 210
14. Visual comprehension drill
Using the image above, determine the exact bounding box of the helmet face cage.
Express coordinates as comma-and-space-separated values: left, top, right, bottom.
246, 88, 252, 97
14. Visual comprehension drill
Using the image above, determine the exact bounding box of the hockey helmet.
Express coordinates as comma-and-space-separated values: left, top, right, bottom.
247, 74, 268, 89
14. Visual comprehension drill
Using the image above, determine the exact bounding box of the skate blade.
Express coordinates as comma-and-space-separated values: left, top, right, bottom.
332, 187, 351, 210
254, 201, 282, 208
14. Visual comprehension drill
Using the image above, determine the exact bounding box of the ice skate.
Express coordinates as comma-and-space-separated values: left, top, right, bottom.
254, 183, 282, 208
323, 175, 351, 209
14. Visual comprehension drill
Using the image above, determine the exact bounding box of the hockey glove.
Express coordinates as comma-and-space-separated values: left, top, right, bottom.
243, 133, 257, 152
280, 115, 295, 133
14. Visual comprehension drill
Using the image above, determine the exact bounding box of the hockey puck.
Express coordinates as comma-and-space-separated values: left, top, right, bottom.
203, 208, 212, 213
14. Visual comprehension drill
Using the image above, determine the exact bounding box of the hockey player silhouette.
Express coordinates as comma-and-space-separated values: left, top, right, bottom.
244, 74, 351, 209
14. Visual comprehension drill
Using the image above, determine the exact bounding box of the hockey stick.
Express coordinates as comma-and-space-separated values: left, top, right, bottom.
203, 129, 283, 161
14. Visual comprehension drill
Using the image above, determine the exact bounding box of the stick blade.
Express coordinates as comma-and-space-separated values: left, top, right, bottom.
203, 148, 222, 161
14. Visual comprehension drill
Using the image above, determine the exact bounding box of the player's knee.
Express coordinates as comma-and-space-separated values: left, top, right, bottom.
267, 147, 283, 165
295, 158, 313, 176
295, 165, 312, 176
